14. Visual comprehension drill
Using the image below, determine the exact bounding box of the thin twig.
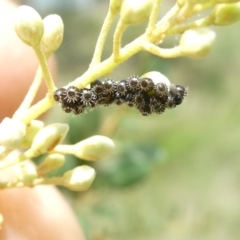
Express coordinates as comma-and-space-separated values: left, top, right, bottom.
142, 42, 181, 58
146, 0, 162, 37
17, 93, 55, 124
89, 9, 117, 67
13, 67, 43, 118
166, 17, 211, 35
112, 19, 127, 60
33, 46, 56, 93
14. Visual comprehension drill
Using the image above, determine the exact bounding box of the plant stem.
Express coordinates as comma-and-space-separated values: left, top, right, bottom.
146, 0, 162, 38
13, 67, 43, 118
89, 9, 117, 67
142, 42, 181, 58
33, 46, 56, 93
112, 19, 127, 60
70, 36, 142, 88
17, 94, 55, 124
51, 144, 74, 155
152, 4, 180, 40
33, 176, 63, 186
166, 17, 212, 35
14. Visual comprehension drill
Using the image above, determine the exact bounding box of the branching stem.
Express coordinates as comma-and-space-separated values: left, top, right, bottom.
17, 93, 56, 124
146, 0, 162, 38
13, 67, 43, 118
113, 19, 128, 60
142, 42, 181, 58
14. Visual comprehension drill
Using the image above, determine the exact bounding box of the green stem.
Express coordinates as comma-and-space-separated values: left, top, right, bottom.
69, 36, 142, 88
89, 9, 117, 67
142, 42, 181, 58
17, 94, 56, 124
51, 144, 74, 155
33, 46, 56, 93
33, 176, 63, 186
112, 19, 128, 60
152, 4, 180, 40
13, 66, 43, 118
191, 1, 215, 15
71, 4, 180, 89
166, 17, 213, 35
146, 0, 162, 37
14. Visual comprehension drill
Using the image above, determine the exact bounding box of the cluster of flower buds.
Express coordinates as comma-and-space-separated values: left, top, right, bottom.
14, 6, 64, 54
0, 117, 115, 191
53, 72, 188, 116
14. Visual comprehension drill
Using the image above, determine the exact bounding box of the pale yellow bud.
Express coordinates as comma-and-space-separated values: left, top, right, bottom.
37, 154, 65, 176
14, 5, 44, 46
141, 71, 171, 90
21, 120, 44, 148
16, 162, 37, 185
30, 123, 69, 156
177, 0, 184, 6
0, 118, 26, 149
41, 15, 64, 54
210, 3, 240, 26
62, 166, 96, 191
0, 150, 21, 171
179, 28, 216, 58
73, 136, 115, 161
120, 0, 154, 25
110, 0, 124, 13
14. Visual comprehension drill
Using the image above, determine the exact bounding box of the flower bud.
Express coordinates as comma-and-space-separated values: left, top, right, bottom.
0, 118, 26, 149
210, 3, 240, 26
120, 0, 154, 25
30, 123, 69, 156
141, 71, 171, 90
110, 0, 124, 13
14, 5, 44, 46
62, 165, 96, 191
16, 162, 37, 185
177, 0, 185, 5
0, 150, 22, 171
179, 28, 216, 58
37, 154, 65, 176
41, 14, 64, 54
73, 136, 115, 161
21, 120, 44, 148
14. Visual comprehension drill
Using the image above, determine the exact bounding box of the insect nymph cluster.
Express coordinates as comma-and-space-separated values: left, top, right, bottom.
53, 74, 188, 116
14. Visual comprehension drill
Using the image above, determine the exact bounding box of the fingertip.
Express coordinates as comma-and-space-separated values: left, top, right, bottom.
0, 186, 85, 240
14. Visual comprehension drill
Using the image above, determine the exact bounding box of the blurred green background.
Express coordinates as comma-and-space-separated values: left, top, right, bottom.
21, 1, 240, 239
